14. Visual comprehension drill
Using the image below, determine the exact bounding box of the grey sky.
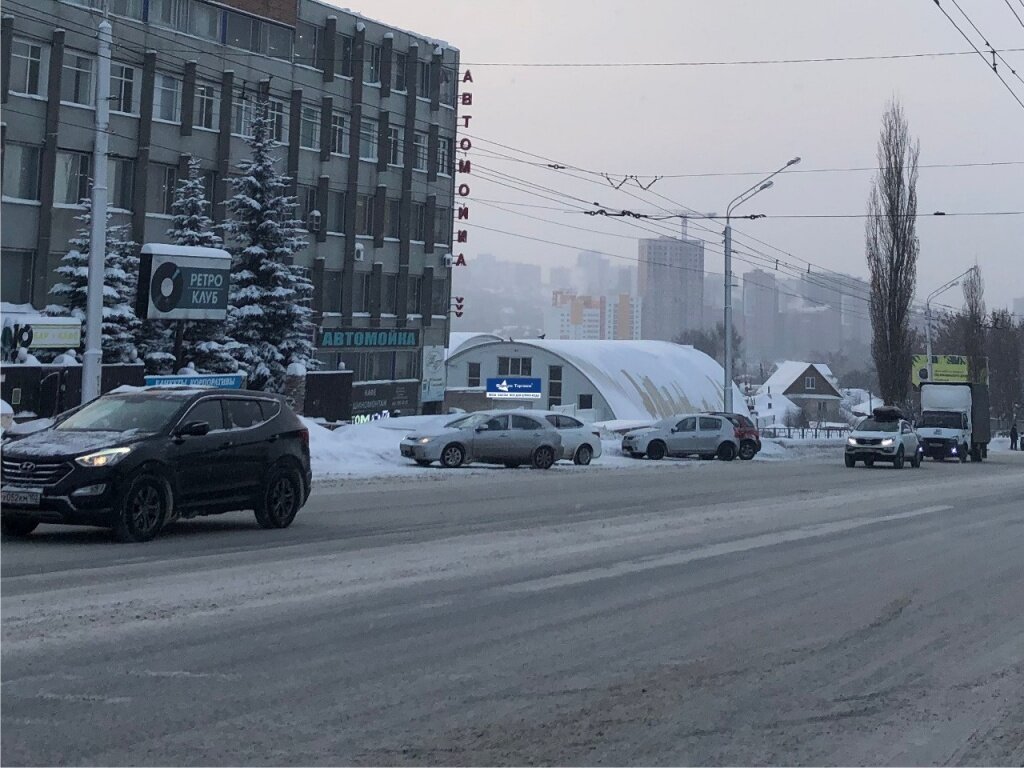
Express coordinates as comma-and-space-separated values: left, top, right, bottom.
346, 0, 1024, 310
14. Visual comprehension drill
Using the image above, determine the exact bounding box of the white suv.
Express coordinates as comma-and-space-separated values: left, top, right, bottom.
621, 414, 741, 461
845, 407, 921, 469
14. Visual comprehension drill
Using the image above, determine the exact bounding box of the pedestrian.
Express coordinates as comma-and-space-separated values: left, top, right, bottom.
1010, 423, 1019, 451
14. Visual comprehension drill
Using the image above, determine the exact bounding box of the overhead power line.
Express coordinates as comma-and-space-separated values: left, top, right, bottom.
460, 49, 1024, 67
932, 0, 1024, 111
1003, 0, 1024, 30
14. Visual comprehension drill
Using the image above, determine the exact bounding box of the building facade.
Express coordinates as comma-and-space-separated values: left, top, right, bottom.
637, 235, 704, 341
742, 268, 779, 364
1, 0, 458, 413
543, 291, 641, 341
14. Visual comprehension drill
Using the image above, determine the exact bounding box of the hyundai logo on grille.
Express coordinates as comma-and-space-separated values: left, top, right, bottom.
20, 462, 36, 472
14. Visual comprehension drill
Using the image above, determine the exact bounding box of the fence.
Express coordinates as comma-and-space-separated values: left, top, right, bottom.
761, 425, 851, 440
1, 364, 145, 419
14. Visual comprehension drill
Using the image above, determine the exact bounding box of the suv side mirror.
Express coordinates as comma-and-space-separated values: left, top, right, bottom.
176, 420, 210, 437
475, 424, 488, 432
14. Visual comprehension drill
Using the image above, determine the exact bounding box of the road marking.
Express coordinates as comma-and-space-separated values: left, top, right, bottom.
128, 670, 239, 680
504, 505, 954, 594
35, 692, 131, 704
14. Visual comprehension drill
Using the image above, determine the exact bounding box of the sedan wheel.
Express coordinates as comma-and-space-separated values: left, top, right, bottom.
532, 445, 556, 470
738, 441, 757, 461
441, 443, 465, 468
717, 442, 737, 462
573, 444, 593, 466
646, 441, 667, 461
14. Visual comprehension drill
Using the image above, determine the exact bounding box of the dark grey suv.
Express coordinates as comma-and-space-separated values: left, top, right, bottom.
1, 387, 311, 542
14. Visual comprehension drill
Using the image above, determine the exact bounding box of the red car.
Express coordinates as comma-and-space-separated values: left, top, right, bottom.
704, 411, 761, 460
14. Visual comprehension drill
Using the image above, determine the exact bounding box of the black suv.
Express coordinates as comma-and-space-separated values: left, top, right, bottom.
1, 387, 311, 542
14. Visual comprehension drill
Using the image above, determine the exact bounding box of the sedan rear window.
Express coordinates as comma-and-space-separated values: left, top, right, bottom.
55, 395, 184, 433
225, 399, 264, 429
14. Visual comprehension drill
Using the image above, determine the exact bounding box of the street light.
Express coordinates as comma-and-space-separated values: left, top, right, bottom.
924, 265, 978, 382
722, 156, 800, 411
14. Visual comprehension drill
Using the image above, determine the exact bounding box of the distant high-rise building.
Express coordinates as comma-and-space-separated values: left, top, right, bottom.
743, 269, 780, 363
605, 294, 642, 340
1013, 296, 1024, 318
638, 236, 704, 341
544, 291, 605, 340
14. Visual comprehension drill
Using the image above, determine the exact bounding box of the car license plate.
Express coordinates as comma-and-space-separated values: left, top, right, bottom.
1, 487, 42, 507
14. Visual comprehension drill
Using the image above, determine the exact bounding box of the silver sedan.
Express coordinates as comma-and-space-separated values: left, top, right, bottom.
401, 411, 564, 469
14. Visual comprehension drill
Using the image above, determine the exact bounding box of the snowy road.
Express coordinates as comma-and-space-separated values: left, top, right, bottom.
3, 452, 1023, 765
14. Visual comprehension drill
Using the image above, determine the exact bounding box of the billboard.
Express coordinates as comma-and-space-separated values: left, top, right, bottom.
486, 377, 542, 400
144, 373, 246, 389
137, 244, 231, 321
421, 345, 446, 403
912, 354, 974, 386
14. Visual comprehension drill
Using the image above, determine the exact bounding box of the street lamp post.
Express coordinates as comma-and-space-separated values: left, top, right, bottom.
924, 265, 977, 383
722, 156, 800, 412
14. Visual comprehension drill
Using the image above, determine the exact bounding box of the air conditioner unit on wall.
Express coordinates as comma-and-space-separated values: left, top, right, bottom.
354, 242, 365, 262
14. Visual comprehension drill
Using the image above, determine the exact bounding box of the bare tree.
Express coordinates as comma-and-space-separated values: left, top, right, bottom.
865, 98, 920, 406
961, 265, 987, 383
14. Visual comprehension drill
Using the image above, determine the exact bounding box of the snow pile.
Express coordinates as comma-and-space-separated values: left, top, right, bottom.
304, 418, 428, 478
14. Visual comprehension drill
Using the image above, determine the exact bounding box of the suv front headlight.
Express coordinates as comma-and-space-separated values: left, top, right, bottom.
880, 438, 895, 447
75, 446, 132, 467
847, 437, 857, 446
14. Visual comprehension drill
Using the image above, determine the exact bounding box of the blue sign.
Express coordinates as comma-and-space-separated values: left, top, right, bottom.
144, 373, 246, 389
485, 377, 543, 400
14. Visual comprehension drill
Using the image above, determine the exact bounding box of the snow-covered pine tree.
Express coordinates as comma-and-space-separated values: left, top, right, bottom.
49, 198, 141, 363
223, 100, 317, 391
141, 156, 241, 374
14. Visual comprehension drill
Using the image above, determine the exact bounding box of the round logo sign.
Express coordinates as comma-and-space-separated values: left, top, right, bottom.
151, 261, 184, 312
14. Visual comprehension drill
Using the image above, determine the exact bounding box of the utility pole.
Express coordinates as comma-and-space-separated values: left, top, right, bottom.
722, 156, 800, 412
82, 18, 112, 402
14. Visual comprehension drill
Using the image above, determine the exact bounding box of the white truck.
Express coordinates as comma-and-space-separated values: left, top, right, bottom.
918, 382, 990, 462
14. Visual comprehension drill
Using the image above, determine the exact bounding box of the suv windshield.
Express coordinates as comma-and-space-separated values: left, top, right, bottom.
55, 395, 185, 433
919, 411, 964, 429
855, 418, 899, 433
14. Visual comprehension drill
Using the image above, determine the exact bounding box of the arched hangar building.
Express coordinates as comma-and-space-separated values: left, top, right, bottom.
445, 339, 744, 423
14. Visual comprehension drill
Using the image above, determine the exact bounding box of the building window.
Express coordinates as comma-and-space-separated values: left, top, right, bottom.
437, 136, 452, 176
200, 169, 218, 200
382, 274, 398, 314
804, 376, 816, 390
410, 203, 426, 242
1, 249, 35, 303
149, 0, 187, 29
363, 43, 382, 84
440, 66, 456, 105
353, 272, 371, 312
384, 199, 401, 239
412, 131, 429, 171
465, 362, 481, 388
109, 157, 135, 211
407, 276, 421, 314
9, 40, 44, 97
54, 151, 91, 205
61, 52, 94, 105
432, 278, 448, 315
154, 73, 182, 122
355, 194, 373, 236
359, 117, 378, 160
2, 144, 42, 201
188, 0, 221, 40
330, 110, 349, 154
194, 83, 219, 130
266, 25, 292, 61
109, 0, 144, 19
268, 99, 287, 141
334, 34, 353, 77
295, 21, 320, 68
417, 60, 431, 96
322, 269, 342, 313
295, 185, 316, 230
435, 206, 451, 244
232, 92, 255, 136
300, 104, 320, 149
110, 63, 136, 114
387, 125, 404, 166
395, 350, 418, 380
498, 357, 532, 376
548, 365, 562, 408
327, 189, 345, 233
578, 394, 593, 410
393, 51, 407, 92
150, 164, 178, 215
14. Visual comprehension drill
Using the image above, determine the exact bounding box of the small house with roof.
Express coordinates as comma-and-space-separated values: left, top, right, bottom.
757, 361, 843, 423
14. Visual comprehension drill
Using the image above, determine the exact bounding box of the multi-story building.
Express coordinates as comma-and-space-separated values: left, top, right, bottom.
742, 268, 779, 363
1, 0, 459, 414
543, 290, 641, 341
637, 235, 704, 341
